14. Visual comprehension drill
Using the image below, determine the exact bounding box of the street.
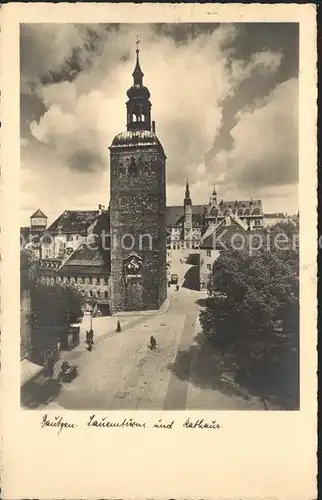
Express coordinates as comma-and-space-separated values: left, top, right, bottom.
23, 250, 266, 410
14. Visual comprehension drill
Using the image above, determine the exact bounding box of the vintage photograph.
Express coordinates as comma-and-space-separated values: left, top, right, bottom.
20, 22, 299, 411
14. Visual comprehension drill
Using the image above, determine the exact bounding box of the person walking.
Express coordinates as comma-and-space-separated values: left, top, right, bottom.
150, 335, 157, 350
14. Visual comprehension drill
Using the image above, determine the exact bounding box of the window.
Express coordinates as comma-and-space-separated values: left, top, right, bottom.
67, 235, 73, 242
89, 277, 93, 284
104, 291, 108, 299
207, 264, 212, 271
254, 219, 261, 226
207, 250, 211, 257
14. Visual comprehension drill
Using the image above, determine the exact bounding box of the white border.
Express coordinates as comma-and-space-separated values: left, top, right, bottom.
1, 4, 317, 498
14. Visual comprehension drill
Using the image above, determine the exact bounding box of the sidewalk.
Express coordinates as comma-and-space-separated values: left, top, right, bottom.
113, 296, 171, 317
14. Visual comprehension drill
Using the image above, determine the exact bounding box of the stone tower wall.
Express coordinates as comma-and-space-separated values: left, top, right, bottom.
109, 146, 167, 313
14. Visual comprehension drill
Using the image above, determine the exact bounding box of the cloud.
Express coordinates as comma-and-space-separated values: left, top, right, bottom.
27, 24, 284, 188
211, 78, 298, 193
21, 23, 298, 221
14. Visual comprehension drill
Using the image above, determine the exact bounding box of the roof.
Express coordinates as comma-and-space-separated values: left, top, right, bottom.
264, 213, 286, 218
57, 241, 110, 276
207, 199, 263, 217
47, 210, 99, 235
31, 209, 47, 219
200, 216, 248, 250
110, 130, 164, 155
166, 205, 204, 227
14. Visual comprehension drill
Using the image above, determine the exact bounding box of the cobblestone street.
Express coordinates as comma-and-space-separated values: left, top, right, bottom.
24, 251, 265, 411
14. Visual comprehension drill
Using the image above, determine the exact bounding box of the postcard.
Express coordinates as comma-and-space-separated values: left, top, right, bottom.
0, 3, 317, 499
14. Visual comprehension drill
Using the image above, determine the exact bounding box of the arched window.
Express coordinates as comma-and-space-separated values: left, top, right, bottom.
132, 114, 137, 122
141, 114, 145, 122
252, 208, 260, 215
245, 209, 250, 216
238, 209, 243, 216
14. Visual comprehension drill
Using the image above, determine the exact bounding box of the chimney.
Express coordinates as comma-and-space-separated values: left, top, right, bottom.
152, 121, 156, 133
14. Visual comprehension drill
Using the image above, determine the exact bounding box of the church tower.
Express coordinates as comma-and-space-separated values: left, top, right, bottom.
109, 41, 167, 313
183, 179, 193, 249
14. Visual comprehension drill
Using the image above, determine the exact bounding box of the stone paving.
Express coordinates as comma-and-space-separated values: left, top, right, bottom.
31, 250, 267, 411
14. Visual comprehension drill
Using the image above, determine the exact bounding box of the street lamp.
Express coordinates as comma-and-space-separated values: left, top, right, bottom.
88, 297, 95, 333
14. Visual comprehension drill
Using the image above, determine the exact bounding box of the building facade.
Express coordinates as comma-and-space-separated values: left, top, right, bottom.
166, 182, 204, 250
204, 187, 264, 231
199, 215, 248, 291
109, 45, 167, 313
41, 209, 101, 260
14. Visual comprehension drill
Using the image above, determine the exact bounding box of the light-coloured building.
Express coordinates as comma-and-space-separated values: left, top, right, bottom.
41, 207, 105, 260
263, 212, 288, 227
199, 214, 248, 291
204, 187, 264, 231
30, 209, 47, 232
166, 181, 204, 250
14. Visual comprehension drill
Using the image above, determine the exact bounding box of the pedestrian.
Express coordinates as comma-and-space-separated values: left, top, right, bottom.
116, 320, 122, 332
150, 335, 157, 350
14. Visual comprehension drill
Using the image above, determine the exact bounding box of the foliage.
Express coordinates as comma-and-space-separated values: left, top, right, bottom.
30, 282, 84, 329
200, 221, 299, 400
21, 250, 84, 329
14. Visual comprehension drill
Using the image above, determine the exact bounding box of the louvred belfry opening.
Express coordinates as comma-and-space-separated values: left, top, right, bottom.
126, 39, 152, 131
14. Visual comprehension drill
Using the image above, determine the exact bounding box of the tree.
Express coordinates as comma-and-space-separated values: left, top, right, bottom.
200, 221, 299, 402
21, 250, 84, 329
30, 283, 84, 329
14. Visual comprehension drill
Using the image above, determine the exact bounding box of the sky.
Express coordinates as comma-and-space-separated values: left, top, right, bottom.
20, 22, 299, 226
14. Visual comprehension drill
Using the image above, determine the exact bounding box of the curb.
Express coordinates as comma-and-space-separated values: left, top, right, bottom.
113, 296, 172, 318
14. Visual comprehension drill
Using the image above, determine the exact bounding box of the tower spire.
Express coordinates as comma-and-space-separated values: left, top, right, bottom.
126, 37, 152, 132
133, 34, 143, 86
184, 178, 192, 207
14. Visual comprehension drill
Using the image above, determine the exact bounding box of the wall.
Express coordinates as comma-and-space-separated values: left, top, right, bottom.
20, 288, 32, 360
41, 233, 86, 259
41, 273, 110, 301
109, 147, 167, 313
199, 248, 220, 291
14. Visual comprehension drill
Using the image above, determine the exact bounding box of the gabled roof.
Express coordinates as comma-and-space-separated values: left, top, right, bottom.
207, 199, 263, 217
166, 205, 204, 227
57, 240, 110, 276
31, 209, 47, 219
47, 210, 99, 235
200, 217, 248, 250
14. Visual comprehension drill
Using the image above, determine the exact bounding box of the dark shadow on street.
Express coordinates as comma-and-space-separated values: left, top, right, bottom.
21, 377, 62, 409
182, 266, 199, 291
195, 298, 208, 307
167, 330, 299, 410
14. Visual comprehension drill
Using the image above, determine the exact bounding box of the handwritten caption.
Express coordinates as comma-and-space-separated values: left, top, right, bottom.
40, 414, 222, 435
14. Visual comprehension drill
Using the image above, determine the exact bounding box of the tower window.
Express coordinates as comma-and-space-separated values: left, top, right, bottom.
141, 114, 145, 121
132, 114, 137, 122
